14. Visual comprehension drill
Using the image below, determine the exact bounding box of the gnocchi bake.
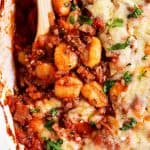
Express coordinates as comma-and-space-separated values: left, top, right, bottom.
2, 0, 150, 149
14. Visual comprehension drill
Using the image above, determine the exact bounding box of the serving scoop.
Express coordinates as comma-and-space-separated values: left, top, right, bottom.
35, 0, 53, 41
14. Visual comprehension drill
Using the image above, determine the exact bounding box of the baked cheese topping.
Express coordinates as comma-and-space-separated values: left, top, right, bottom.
89, 0, 150, 76
7, 0, 150, 149
88, 0, 150, 149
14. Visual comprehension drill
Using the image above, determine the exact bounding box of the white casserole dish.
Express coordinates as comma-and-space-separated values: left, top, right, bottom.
0, 0, 17, 149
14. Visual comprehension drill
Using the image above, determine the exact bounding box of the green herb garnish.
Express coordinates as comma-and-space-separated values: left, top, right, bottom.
108, 38, 130, 51
30, 108, 40, 113
120, 118, 137, 131
138, 70, 147, 80
68, 64, 72, 68
142, 55, 147, 61
123, 71, 132, 84
126, 63, 131, 66
78, 15, 93, 25
46, 139, 63, 150
71, 4, 77, 11
128, 6, 143, 18
60, 28, 65, 35
69, 16, 75, 24
44, 120, 54, 131
50, 108, 57, 117
107, 18, 124, 28
90, 122, 97, 128
103, 80, 115, 93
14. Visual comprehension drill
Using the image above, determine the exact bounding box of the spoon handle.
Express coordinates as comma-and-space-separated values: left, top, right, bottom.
35, 0, 53, 41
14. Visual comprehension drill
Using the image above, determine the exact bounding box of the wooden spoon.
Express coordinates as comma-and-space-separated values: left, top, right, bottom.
35, 0, 53, 41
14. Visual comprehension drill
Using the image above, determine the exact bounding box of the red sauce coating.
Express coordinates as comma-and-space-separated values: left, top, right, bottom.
7, 0, 121, 149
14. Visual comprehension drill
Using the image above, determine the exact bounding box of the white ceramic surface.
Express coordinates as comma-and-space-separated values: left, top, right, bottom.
0, 0, 16, 149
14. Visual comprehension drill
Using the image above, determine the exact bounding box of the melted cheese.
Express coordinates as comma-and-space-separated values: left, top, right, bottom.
82, 139, 100, 150
90, 1, 150, 77
62, 138, 81, 150
120, 68, 150, 106
68, 100, 95, 123
118, 121, 150, 150
88, 0, 114, 22
114, 68, 150, 149
88, 1, 150, 149
35, 98, 62, 117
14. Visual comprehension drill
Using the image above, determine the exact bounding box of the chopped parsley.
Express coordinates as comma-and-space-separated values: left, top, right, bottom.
126, 63, 131, 66
30, 108, 40, 113
120, 118, 137, 131
71, 4, 77, 11
123, 71, 132, 84
128, 6, 143, 18
138, 70, 147, 80
90, 122, 97, 128
103, 80, 115, 93
44, 120, 54, 131
46, 139, 63, 150
59, 28, 65, 35
69, 16, 75, 24
108, 38, 130, 51
107, 18, 124, 28
142, 55, 148, 61
68, 64, 72, 68
50, 108, 57, 117
78, 15, 93, 25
